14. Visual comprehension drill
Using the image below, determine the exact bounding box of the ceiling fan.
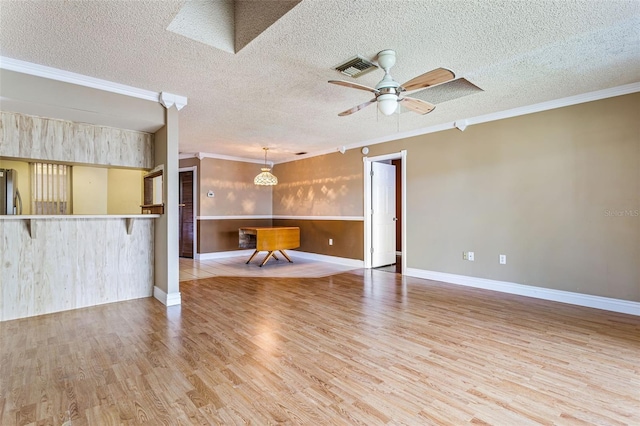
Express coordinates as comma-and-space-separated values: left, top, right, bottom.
329, 50, 455, 117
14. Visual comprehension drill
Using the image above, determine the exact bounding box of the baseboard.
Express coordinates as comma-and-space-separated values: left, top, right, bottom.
289, 250, 364, 268
195, 249, 255, 260
405, 268, 640, 316
153, 286, 182, 306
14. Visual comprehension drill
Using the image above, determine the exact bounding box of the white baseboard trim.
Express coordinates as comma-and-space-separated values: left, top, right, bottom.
153, 286, 182, 306
195, 249, 255, 260
405, 268, 640, 316
289, 250, 364, 268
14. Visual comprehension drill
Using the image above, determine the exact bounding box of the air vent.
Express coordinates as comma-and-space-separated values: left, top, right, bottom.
333, 55, 378, 78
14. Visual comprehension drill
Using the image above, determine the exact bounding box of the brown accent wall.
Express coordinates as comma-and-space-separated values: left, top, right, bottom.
273, 219, 364, 260
179, 158, 200, 168
198, 219, 272, 253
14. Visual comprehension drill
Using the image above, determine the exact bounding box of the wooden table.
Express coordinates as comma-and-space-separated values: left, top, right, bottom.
239, 227, 300, 267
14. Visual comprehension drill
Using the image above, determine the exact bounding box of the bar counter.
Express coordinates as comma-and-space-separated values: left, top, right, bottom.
0, 215, 160, 321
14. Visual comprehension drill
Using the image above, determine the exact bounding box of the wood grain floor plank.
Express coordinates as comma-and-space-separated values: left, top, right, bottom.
1, 269, 639, 424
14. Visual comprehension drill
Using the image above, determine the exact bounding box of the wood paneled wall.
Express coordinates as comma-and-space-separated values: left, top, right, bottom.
0, 111, 153, 169
0, 218, 155, 321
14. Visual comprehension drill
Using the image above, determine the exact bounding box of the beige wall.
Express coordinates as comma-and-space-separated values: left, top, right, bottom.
395, 93, 639, 301
199, 157, 272, 216
273, 93, 640, 301
0, 158, 31, 214
272, 149, 363, 216
108, 169, 145, 214
73, 166, 108, 214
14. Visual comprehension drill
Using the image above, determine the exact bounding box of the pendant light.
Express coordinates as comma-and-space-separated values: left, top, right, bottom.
254, 147, 278, 186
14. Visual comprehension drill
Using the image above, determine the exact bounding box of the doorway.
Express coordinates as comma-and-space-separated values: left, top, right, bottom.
179, 167, 197, 258
364, 151, 406, 274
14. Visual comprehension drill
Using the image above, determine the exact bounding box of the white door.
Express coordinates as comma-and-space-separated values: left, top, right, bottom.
371, 162, 396, 267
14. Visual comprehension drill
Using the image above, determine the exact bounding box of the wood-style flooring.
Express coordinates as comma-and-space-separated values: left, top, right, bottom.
179, 254, 357, 281
1, 269, 639, 425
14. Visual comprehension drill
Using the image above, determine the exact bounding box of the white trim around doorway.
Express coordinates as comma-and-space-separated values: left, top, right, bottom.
363, 150, 407, 275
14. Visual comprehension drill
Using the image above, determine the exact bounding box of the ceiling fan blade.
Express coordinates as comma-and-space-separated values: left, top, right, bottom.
329, 80, 379, 93
400, 97, 436, 115
401, 68, 455, 92
338, 99, 377, 116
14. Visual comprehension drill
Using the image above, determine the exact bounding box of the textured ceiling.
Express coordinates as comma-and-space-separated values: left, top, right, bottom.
0, 0, 639, 163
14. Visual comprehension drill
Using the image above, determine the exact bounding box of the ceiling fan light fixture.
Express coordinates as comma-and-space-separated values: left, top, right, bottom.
377, 93, 398, 116
254, 147, 278, 186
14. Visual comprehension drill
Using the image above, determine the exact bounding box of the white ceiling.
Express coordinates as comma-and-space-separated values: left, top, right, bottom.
1, 0, 639, 163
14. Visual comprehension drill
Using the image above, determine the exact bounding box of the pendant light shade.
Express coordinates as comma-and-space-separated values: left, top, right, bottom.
254, 148, 278, 186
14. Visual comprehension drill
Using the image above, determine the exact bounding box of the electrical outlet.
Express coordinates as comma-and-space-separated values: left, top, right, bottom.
499, 254, 507, 264
468, 251, 474, 261
329, 238, 333, 246
463, 251, 468, 260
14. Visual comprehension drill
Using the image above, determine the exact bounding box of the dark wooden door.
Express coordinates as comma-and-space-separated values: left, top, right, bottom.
179, 171, 194, 258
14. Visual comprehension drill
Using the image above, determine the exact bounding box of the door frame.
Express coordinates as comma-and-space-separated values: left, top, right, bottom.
363, 150, 407, 274
179, 166, 198, 258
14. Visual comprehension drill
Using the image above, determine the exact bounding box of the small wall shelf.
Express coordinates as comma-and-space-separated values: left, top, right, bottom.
140, 204, 164, 215
143, 168, 164, 214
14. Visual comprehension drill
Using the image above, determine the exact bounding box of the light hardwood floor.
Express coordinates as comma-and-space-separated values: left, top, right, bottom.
1, 269, 639, 425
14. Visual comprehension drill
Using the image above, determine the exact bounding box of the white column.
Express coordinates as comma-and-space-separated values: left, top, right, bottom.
153, 93, 187, 306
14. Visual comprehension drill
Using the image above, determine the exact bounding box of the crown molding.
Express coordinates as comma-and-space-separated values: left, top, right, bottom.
276, 82, 640, 164
160, 92, 188, 111
0, 56, 189, 106
461, 82, 640, 130
180, 152, 267, 165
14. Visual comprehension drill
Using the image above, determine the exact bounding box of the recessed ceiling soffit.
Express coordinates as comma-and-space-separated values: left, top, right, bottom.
166, 0, 301, 54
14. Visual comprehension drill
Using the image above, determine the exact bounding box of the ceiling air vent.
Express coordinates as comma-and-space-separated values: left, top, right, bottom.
333, 55, 378, 78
